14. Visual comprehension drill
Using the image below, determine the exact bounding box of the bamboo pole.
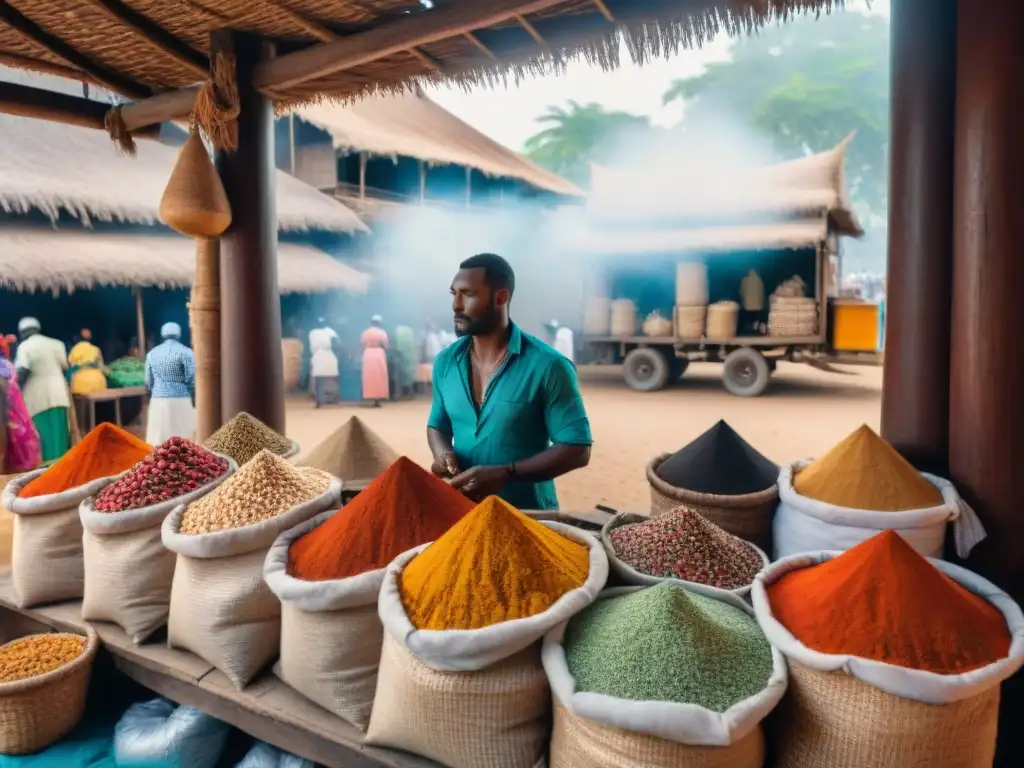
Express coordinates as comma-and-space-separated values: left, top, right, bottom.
133, 287, 146, 357
191, 238, 222, 442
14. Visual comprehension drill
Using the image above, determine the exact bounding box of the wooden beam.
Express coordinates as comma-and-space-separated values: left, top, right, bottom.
259, 0, 338, 42
0, 52, 95, 83
0, 1, 151, 98
514, 13, 547, 46
117, 84, 199, 132
0, 81, 159, 138
463, 31, 498, 60
592, 0, 615, 21
252, 0, 566, 90
409, 47, 443, 70
80, 0, 208, 77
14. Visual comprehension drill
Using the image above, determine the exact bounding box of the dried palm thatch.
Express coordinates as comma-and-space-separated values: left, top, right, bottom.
0, 228, 371, 295
0, 1, 840, 108
295, 87, 581, 196
587, 136, 863, 237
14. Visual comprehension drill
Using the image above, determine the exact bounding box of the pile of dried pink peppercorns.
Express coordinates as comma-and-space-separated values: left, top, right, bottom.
94, 436, 228, 512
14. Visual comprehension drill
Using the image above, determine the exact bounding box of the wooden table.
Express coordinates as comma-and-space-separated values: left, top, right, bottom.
0, 574, 436, 768
74, 386, 147, 434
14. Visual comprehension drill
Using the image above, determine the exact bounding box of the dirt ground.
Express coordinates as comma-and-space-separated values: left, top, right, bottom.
0, 362, 881, 569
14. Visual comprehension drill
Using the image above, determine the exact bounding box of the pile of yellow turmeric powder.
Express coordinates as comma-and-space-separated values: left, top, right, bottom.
794, 425, 943, 511
399, 495, 590, 631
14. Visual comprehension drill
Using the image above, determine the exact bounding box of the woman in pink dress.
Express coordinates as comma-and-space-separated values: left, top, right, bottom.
360, 316, 390, 407
0, 334, 42, 473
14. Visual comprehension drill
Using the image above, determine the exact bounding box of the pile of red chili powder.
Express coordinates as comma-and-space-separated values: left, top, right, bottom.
767, 530, 1011, 674
287, 456, 473, 581
93, 436, 228, 512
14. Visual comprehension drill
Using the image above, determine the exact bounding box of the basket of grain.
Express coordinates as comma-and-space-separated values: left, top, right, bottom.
0, 627, 99, 754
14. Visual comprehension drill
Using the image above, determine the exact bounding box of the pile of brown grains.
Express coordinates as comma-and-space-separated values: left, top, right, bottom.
0, 634, 86, 683
180, 450, 332, 535
204, 412, 293, 466
608, 508, 764, 590
94, 437, 228, 512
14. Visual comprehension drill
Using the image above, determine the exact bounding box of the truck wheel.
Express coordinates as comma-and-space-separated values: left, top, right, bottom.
671, 358, 690, 381
722, 348, 771, 397
623, 348, 671, 392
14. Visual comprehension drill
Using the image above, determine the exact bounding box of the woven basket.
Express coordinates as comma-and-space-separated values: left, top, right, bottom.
674, 305, 706, 339
646, 454, 778, 551
159, 131, 232, 238
0, 627, 99, 755
774, 660, 999, 768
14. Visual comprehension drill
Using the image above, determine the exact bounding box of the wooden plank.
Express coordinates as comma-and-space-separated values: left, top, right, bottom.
0, 81, 159, 138
583, 335, 825, 347
75, 386, 147, 403
117, 85, 199, 132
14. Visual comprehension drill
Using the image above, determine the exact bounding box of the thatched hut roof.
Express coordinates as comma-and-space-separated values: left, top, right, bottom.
0, 2, 838, 107
0, 228, 371, 295
586, 136, 863, 238
294, 88, 581, 197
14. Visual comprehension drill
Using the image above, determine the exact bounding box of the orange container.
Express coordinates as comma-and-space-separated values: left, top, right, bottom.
831, 301, 879, 352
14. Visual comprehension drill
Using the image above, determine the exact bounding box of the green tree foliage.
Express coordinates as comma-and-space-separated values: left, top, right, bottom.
523, 100, 654, 187
663, 12, 889, 222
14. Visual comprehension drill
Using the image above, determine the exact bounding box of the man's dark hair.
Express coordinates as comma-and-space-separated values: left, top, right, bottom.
460, 253, 515, 296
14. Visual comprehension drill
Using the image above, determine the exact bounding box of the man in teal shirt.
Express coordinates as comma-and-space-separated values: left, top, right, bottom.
427, 253, 592, 510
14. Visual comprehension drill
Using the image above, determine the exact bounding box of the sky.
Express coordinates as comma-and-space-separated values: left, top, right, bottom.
426, 0, 889, 152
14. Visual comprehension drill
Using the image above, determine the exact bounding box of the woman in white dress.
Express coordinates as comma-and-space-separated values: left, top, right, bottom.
308, 319, 339, 408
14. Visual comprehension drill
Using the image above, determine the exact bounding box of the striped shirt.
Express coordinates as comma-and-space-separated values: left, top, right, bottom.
145, 339, 195, 399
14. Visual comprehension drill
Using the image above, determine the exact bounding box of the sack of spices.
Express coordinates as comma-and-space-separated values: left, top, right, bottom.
366, 496, 608, 768
163, 450, 341, 688
752, 532, 1024, 768
1, 423, 152, 608
774, 434, 986, 559
265, 457, 472, 729
80, 439, 235, 643
544, 584, 786, 768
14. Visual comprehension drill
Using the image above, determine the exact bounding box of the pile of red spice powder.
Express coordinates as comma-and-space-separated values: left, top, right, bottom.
767, 530, 1011, 674
20, 423, 152, 498
93, 436, 228, 512
287, 456, 473, 581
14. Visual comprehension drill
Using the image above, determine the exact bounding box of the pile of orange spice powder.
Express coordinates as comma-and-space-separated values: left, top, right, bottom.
19, 423, 152, 498
767, 530, 1010, 674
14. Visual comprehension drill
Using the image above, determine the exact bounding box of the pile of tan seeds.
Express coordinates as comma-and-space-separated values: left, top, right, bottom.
203, 412, 293, 466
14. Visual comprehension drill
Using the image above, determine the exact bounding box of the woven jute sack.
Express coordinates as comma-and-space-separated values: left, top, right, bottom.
544, 586, 786, 768
163, 479, 341, 689
2, 469, 117, 608
263, 509, 383, 730
772, 461, 987, 561
79, 456, 236, 643
752, 552, 1024, 768
366, 523, 609, 768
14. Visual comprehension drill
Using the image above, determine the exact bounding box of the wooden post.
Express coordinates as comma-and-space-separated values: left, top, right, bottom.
190, 239, 222, 442
465, 167, 472, 206
214, 30, 286, 433
288, 112, 296, 175
133, 287, 146, 358
880, 0, 957, 476
419, 160, 426, 202
358, 152, 366, 200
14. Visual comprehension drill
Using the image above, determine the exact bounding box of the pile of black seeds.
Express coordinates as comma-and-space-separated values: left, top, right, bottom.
656, 420, 778, 495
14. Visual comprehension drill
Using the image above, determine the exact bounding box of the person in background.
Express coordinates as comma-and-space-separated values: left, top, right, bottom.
68, 328, 108, 396
423, 319, 444, 364
393, 324, 417, 400
14, 318, 71, 463
740, 268, 765, 334
308, 318, 339, 409
544, 319, 575, 364
427, 253, 592, 510
145, 322, 196, 445
360, 315, 389, 407
0, 333, 42, 473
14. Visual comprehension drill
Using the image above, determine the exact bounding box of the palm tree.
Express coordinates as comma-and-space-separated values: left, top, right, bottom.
523, 100, 653, 187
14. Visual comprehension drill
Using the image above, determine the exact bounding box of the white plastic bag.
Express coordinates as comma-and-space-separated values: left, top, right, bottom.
113, 698, 229, 768
235, 742, 314, 768
772, 462, 986, 560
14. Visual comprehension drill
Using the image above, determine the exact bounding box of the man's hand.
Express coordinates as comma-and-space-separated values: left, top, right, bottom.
450, 465, 511, 501
430, 451, 459, 479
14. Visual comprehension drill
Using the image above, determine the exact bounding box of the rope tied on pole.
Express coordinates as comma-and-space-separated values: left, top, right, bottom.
190, 52, 240, 152
103, 105, 138, 156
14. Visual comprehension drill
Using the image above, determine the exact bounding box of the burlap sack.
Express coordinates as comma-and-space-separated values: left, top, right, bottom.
366, 523, 608, 768
2, 469, 116, 608
263, 509, 383, 729
163, 479, 341, 688
544, 586, 786, 768
752, 552, 1024, 767
79, 456, 236, 643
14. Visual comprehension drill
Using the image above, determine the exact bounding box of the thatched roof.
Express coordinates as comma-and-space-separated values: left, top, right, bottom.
294, 88, 581, 196
0, 228, 371, 294
587, 136, 863, 238
0, 2, 838, 107
0, 68, 368, 233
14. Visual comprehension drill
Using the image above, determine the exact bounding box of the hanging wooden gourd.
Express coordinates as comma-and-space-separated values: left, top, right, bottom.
159, 130, 232, 238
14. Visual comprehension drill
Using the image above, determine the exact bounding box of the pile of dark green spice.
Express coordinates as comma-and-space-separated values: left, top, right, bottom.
609, 508, 764, 590
564, 584, 773, 712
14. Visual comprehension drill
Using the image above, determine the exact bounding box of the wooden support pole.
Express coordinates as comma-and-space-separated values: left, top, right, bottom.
191, 239, 222, 442
880, 0, 957, 476
215, 30, 286, 434
465, 167, 472, 206
419, 160, 426, 202
358, 152, 366, 200
133, 287, 146, 359
288, 113, 296, 175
